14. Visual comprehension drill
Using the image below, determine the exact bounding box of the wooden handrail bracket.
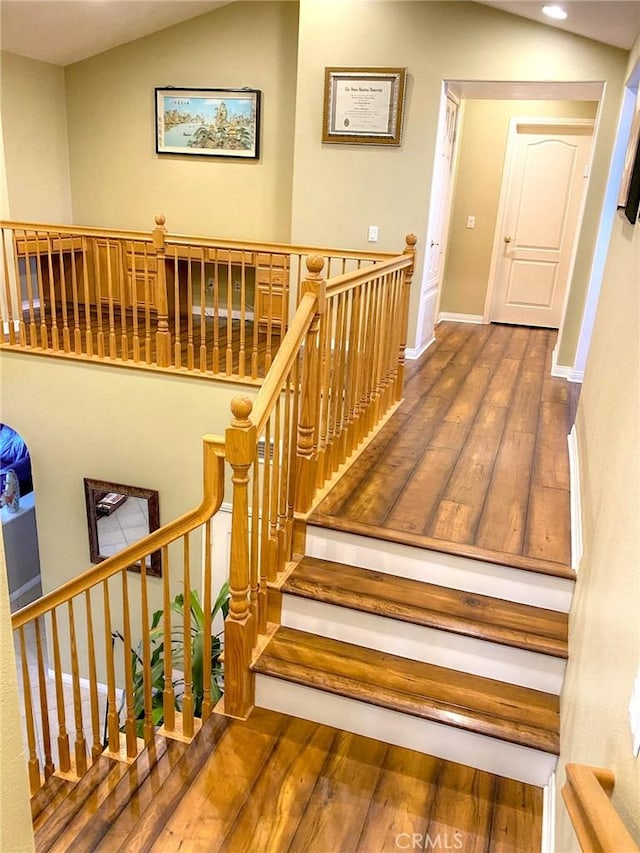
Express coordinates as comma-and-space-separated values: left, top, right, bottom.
562, 763, 639, 852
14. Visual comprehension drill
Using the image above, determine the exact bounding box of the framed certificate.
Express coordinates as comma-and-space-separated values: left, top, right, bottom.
322, 67, 407, 146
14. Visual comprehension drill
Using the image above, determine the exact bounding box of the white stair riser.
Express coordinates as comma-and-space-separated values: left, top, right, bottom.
281, 595, 566, 694
256, 674, 556, 787
307, 527, 573, 612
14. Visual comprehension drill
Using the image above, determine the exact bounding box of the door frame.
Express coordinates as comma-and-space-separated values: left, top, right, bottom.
482, 116, 595, 327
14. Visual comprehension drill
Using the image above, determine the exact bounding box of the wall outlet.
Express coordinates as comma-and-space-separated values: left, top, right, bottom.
368, 225, 379, 242
467, 216, 476, 229
207, 278, 215, 291
233, 280, 241, 292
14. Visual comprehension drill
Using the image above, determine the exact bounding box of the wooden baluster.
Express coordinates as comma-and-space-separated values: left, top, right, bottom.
45, 234, 60, 351
55, 231, 71, 352
278, 368, 293, 568
397, 234, 417, 400
103, 579, 120, 753
34, 618, 54, 778
279, 254, 289, 334
18, 626, 41, 793
201, 251, 208, 372
50, 609, 71, 771
294, 256, 325, 515
261, 417, 273, 582
333, 290, 348, 472
186, 247, 195, 370
119, 241, 130, 362
162, 545, 175, 732
252, 455, 264, 634
92, 238, 105, 357
143, 243, 152, 363
225, 395, 256, 718
33, 231, 49, 350
69, 234, 82, 354
239, 257, 246, 377
1, 229, 17, 345
182, 534, 194, 738
121, 570, 138, 758
270, 398, 282, 576
287, 346, 302, 522
139, 559, 154, 744
250, 256, 261, 380
173, 248, 182, 369
315, 297, 332, 488
226, 254, 233, 374
128, 241, 140, 363
81, 237, 94, 358
22, 231, 38, 346
371, 274, 385, 428
68, 599, 88, 776
105, 238, 117, 358
202, 518, 213, 721
345, 286, 360, 457
153, 214, 171, 367
84, 591, 102, 760
264, 257, 273, 375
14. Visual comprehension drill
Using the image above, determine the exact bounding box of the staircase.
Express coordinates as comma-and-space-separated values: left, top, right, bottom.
252, 523, 573, 787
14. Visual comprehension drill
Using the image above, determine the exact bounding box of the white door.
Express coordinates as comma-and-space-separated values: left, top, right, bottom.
417, 93, 458, 345
490, 123, 593, 328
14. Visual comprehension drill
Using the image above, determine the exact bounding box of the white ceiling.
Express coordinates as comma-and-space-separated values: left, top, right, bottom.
0, 0, 638, 68
0, 0, 230, 67
476, 1, 640, 50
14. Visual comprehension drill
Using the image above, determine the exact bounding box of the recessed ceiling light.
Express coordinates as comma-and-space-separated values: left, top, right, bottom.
542, 5, 568, 20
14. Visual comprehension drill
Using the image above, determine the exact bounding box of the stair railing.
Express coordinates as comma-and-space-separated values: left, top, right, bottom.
562, 763, 640, 852
11, 436, 225, 794
0, 215, 394, 382
223, 236, 417, 718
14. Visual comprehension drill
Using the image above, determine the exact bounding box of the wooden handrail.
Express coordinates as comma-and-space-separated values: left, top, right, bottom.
0, 218, 395, 262
11, 434, 225, 629
562, 763, 640, 852
325, 252, 414, 297
250, 290, 317, 434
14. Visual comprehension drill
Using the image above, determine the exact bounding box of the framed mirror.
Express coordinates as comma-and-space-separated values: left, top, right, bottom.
83, 478, 161, 576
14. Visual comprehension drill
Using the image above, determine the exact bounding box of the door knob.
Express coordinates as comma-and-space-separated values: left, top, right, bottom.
504, 236, 512, 243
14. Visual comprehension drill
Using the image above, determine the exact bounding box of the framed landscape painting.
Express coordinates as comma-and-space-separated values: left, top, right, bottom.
155, 88, 261, 158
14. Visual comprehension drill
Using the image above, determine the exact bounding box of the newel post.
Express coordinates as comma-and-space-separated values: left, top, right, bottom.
294, 255, 326, 515
224, 395, 256, 718
396, 233, 417, 400
152, 213, 171, 367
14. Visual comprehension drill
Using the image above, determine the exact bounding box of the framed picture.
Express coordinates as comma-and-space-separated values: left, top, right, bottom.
155, 87, 261, 159
618, 92, 640, 223
322, 67, 407, 146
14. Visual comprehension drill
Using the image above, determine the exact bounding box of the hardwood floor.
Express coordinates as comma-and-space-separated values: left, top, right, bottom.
312, 322, 578, 574
150, 708, 543, 852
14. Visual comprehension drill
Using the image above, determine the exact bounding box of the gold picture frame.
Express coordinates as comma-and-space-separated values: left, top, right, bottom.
322, 67, 407, 146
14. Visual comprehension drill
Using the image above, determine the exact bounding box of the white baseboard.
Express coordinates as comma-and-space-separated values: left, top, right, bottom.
551, 346, 584, 383
437, 312, 485, 324
47, 668, 123, 702
542, 772, 556, 853
406, 336, 435, 360
192, 306, 254, 322
567, 426, 583, 572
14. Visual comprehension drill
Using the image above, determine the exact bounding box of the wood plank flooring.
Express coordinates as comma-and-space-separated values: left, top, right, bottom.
150, 707, 543, 852
312, 322, 578, 573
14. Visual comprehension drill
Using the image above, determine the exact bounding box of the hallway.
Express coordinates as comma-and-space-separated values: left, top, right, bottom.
312, 322, 578, 576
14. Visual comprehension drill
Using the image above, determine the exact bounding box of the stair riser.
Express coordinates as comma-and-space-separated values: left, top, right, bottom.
281, 595, 566, 694
307, 527, 573, 612
255, 674, 556, 787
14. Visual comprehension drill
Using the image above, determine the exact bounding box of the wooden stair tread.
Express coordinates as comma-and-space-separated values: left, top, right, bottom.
34, 755, 128, 852
308, 516, 576, 580
62, 735, 187, 853
253, 627, 560, 755
119, 712, 230, 852
31, 775, 75, 831
285, 555, 568, 658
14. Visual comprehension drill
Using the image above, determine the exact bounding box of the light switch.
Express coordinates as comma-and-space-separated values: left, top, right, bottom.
467, 216, 476, 229
368, 225, 379, 242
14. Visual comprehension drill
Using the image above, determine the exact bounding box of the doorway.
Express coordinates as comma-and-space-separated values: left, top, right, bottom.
418, 81, 603, 352
488, 120, 594, 328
